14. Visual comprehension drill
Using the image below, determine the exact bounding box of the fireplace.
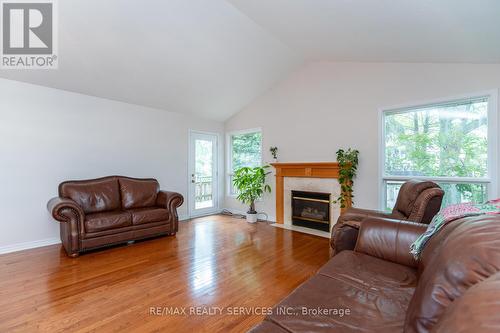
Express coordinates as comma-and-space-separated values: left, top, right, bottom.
291, 190, 331, 232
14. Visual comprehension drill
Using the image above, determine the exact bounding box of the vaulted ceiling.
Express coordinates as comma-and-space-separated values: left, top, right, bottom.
0, 0, 300, 121
1, 0, 499, 121
229, 0, 500, 63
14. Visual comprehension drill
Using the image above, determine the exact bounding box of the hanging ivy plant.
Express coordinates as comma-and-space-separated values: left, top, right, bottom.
334, 148, 359, 208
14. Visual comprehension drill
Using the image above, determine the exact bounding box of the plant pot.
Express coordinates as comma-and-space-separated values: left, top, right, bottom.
246, 212, 258, 223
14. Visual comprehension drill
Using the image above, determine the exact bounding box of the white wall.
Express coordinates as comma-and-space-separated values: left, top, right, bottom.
0, 79, 224, 251
224, 62, 500, 218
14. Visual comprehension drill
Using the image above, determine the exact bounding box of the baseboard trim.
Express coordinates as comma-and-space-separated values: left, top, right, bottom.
222, 208, 246, 216
184, 210, 221, 219
222, 208, 276, 223
0, 211, 275, 255
0, 237, 61, 255
0, 215, 202, 255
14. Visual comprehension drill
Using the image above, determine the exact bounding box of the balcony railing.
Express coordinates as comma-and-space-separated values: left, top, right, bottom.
195, 175, 212, 204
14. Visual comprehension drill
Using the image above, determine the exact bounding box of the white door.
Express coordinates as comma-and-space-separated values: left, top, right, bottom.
188, 131, 218, 217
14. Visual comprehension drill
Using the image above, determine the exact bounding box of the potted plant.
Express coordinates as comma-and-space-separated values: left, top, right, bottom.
334, 148, 359, 208
270, 146, 278, 162
232, 165, 272, 223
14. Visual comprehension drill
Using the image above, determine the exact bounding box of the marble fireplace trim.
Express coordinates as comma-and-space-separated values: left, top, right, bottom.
283, 177, 341, 233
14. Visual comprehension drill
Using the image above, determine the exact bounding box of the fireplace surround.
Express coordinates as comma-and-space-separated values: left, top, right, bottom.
291, 190, 331, 232
271, 162, 350, 235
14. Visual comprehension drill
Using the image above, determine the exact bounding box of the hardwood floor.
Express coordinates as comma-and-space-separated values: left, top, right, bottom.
0, 215, 330, 333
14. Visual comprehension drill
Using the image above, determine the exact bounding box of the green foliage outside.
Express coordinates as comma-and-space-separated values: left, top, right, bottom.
231, 132, 262, 171
195, 139, 213, 177
384, 99, 488, 209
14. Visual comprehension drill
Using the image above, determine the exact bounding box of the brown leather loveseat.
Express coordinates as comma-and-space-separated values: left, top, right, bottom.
249, 214, 500, 332
48, 176, 183, 257
331, 180, 444, 255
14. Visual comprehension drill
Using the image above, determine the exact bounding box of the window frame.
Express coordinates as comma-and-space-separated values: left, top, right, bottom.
378, 90, 498, 210
226, 127, 263, 197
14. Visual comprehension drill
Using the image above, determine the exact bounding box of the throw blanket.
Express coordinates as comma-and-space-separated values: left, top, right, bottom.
410, 199, 500, 259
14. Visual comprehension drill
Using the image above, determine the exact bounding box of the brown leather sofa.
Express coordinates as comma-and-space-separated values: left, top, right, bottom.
47, 176, 183, 257
331, 180, 444, 255
249, 214, 500, 332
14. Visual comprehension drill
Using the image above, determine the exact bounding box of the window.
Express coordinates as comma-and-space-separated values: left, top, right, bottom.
227, 129, 262, 195
381, 93, 497, 210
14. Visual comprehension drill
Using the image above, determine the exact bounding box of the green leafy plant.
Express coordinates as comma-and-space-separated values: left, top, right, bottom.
270, 146, 278, 159
334, 148, 359, 208
233, 166, 272, 214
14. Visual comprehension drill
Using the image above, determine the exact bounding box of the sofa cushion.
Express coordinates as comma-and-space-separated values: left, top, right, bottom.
266, 272, 411, 333
319, 251, 418, 294
262, 251, 416, 333
119, 178, 159, 209
85, 211, 132, 233
405, 215, 500, 333
60, 177, 120, 214
128, 207, 170, 225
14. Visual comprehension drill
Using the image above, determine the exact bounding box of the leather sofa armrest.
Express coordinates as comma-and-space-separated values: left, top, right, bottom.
337, 207, 394, 225
47, 197, 85, 223
354, 217, 427, 268
331, 208, 397, 256
47, 197, 85, 257
156, 191, 184, 232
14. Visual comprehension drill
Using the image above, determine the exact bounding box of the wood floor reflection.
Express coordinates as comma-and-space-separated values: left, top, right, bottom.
0, 215, 330, 333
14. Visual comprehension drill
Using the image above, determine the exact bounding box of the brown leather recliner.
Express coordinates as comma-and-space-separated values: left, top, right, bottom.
331, 179, 444, 255
47, 176, 183, 257
249, 214, 500, 332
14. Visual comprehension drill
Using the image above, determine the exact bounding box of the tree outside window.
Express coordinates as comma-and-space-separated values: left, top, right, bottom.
383, 96, 491, 210
228, 130, 262, 195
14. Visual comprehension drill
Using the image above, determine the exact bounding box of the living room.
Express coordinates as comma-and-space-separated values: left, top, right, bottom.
1, 1, 500, 332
